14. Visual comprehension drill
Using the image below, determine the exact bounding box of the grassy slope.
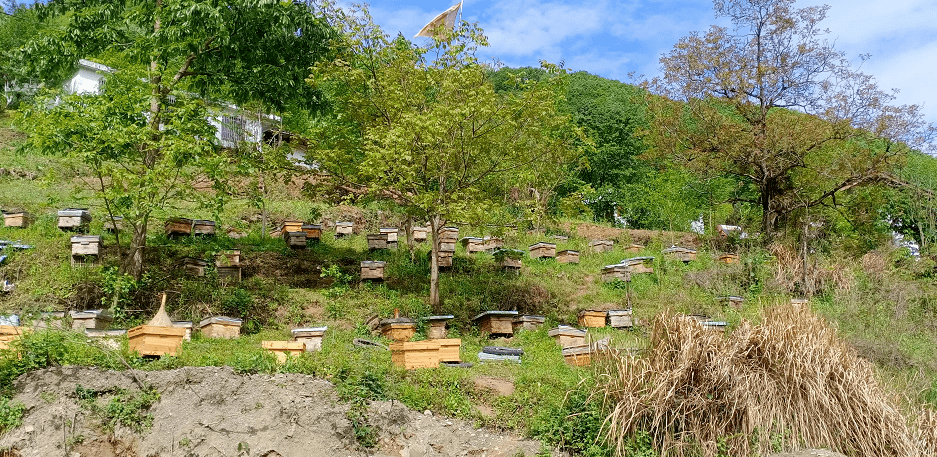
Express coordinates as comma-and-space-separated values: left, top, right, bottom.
2, 110, 937, 455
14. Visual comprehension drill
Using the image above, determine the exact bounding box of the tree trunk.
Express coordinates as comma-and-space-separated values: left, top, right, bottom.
405, 214, 415, 262
429, 215, 441, 311
120, 217, 148, 280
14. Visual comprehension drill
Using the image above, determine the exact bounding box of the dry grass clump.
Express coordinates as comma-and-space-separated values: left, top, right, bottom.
597, 303, 927, 457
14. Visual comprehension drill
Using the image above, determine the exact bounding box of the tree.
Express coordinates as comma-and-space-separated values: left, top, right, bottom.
17, 0, 333, 278
309, 6, 582, 309
642, 0, 934, 238
0, 3, 48, 110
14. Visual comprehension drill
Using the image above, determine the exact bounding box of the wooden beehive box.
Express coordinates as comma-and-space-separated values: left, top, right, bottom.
461, 237, 486, 254
718, 254, 740, 265
513, 315, 545, 332
216, 266, 241, 282
292, 326, 327, 352
171, 321, 193, 341
380, 318, 416, 342
622, 256, 655, 274
790, 298, 808, 306
85, 329, 127, 350
0, 326, 28, 350
390, 340, 441, 370
557, 250, 580, 264
589, 240, 614, 253
216, 250, 241, 267
361, 260, 386, 280
71, 235, 101, 258
199, 316, 242, 339
103, 216, 122, 233
562, 344, 592, 366
607, 309, 633, 328
183, 258, 208, 277
283, 230, 307, 249
473, 310, 519, 336
335, 221, 353, 236
701, 320, 728, 332
302, 224, 322, 242
3, 211, 30, 228
192, 219, 216, 236
35, 311, 66, 329
548, 326, 587, 348
262, 341, 305, 363
380, 227, 399, 243
578, 310, 607, 328
128, 325, 186, 357
439, 227, 459, 243
482, 237, 504, 252
281, 220, 303, 235
164, 217, 193, 237
58, 208, 91, 231
529, 242, 557, 259
412, 226, 429, 242
624, 244, 645, 254
367, 233, 388, 250
601, 264, 632, 282
436, 338, 461, 363
663, 246, 697, 262
436, 250, 453, 267
423, 315, 454, 339
70, 310, 113, 331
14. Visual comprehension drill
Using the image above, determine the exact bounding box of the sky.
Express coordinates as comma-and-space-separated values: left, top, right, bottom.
355, 0, 937, 124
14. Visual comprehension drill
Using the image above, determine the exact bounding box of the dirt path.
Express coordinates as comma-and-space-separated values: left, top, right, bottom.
0, 366, 551, 457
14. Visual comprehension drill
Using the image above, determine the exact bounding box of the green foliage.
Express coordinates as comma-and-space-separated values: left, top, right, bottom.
75, 384, 160, 434
0, 397, 26, 434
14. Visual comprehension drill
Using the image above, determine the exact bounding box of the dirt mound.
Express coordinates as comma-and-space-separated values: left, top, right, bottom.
0, 366, 549, 457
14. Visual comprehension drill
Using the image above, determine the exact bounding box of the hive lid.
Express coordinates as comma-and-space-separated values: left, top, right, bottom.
193, 219, 216, 226
165, 217, 193, 224
70, 235, 101, 243
558, 250, 579, 255
379, 227, 398, 233
292, 326, 328, 335
601, 263, 630, 271
70, 309, 114, 320
335, 221, 353, 226
548, 325, 587, 337
85, 329, 127, 337
578, 309, 607, 316
718, 295, 745, 301
472, 310, 519, 321
516, 315, 546, 323
302, 224, 322, 229
528, 242, 556, 249
171, 321, 193, 328
58, 208, 89, 216
621, 256, 654, 264
588, 239, 613, 245
380, 317, 415, 325
361, 260, 386, 267
199, 316, 243, 327
561, 344, 593, 356
702, 321, 728, 327
422, 315, 455, 321
662, 246, 696, 254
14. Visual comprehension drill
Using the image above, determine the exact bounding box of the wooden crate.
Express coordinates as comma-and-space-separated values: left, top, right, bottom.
367, 234, 388, 250
335, 221, 353, 236
183, 258, 208, 277
482, 237, 504, 252
58, 209, 91, 231
216, 266, 241, 282
791, 298, 808, 306
607, 309, 633, 328
164, 217, 193, 236
439, 227, 459, 243
439, 241, 456, 252
562, 344, 592, 366
622, 256, 655, 274
262, 341, 305, 363
199, 316, 242, 339
529, 242, 557, 259
412, 226, 429, 242
437, 251, 453, 267
103, 216, 122, 233
390, 340, 441, 370
216, 250, 241, 267
501, 258, 522, 271
292, 327, 327, 352
589, 240, 614, 253
380, 319, 416, 342
557, 250, 580, 264
624, 244, 645, 254
461, 237, 486, 254
435, 338, 461, 363
192, 219, 216, 236
361, 261, 386, 280
718, 254, 739, 264
548, 326, 586, 348
473, 310, 518, 336
578, 310, 607, 328
3, 211, 30, 228
71, 235, 101, 257
128, 325, 186, 357
171, 321, 193, 341
513, 315, 545, 332
281, 220, 303, 234
70, 310, 113, 331
701, 321, 728, 332
663, 246, 697, 262
283, 231, 307, 249
423, 315, 453, 339
601, 264, 632, 282
0, 335, 17, 350
380, 228, 399, 243
0, 325, 28, 337
302, 224, 322, 241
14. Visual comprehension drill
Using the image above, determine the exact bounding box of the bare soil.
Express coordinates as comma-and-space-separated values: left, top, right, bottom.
562, 222, 700, 248
0, 366, 551, 457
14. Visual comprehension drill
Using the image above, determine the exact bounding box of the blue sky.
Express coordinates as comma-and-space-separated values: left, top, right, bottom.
357, 0, 937, 123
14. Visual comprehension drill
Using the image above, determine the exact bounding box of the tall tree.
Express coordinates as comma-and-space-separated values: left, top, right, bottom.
17, 0, 333, 278
642, 0, 934, 238
309, 6, 582, 308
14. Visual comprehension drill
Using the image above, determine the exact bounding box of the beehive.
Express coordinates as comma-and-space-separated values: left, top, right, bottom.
562, 344, 592, 366
128, 325, 186, 357
622, 256, 655, 274
281, 220, 303, 234
439, 227, 459, 243
367, 233, 388, 250
578, 310, 607, 328
663, 246, 697, 262
191, 219, 216, 236
701, 321, 728, 332
435, 338, 461, 363
199, 316, 242, 339
557, 250, 580, 264
380, 318, 416, 342
183, 258, 208, 277
390, 340, 441, 369
718, 254, 740, 264
302, 224, 322, 242
216, 250, 241, 267
70, 310, 113, 331
0, 325, 28, 350
512, 315, 545, 332
361, 260, 386, 280
171, 321, 193, 340
501, 258, 522, 270
436, 251, 453, 267
412, 226, 429, 242
548, 326, 587, 348
473, 310, 519, 336
3, 211, 30, 228
790, 298, 808, 306
292, 327, 327, 352
164, 217, 193, 237
85, 329, 127, 350
589, 240, 614, 253
335, 221, 353, 236
439, 241, 456, 252
607, 309, 633, 328
380, 227, 399, 243
103, 216, 122, 233
601, 264, 632, 282
529, 242, 557, 259
35, 311, 66, 329
461, 237, 486, 254
423, 315, 454, 339
58, 208, 91, 231
624, 244, 645, 254
216, 266, 241, 282
262, 341, 305, 363
70, 236, 101, 263
283, 230, 307, 249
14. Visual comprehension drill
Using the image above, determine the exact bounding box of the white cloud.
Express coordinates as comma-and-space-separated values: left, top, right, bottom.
477, 0, 610, 58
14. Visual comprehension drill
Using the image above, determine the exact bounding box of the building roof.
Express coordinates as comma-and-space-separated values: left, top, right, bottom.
77, 59, 116, 74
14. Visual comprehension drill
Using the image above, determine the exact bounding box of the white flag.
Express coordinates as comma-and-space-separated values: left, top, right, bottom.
414, 2, 462, 38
